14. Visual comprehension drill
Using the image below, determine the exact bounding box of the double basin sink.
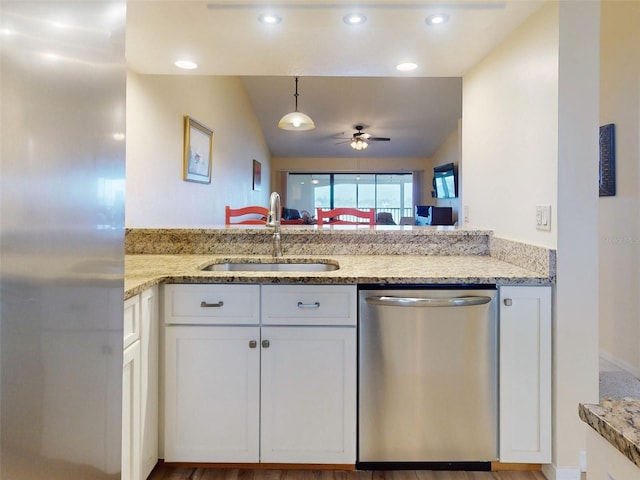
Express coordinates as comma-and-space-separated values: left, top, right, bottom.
201, 258, 339, 272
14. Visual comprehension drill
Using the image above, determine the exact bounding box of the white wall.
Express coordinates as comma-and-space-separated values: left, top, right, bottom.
553, 3, 600, 477
126, 73, 272, 226
462, 4, 558, 248
462, 2, 600, 477
599, 2, 640, 375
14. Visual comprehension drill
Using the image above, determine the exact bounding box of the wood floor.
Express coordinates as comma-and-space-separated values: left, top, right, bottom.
148, 466, 547, 480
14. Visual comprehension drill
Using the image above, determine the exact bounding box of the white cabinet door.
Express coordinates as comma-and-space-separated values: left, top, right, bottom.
164, 325, 261, 462
260, 326, 356, 464
499, 286, 551, 463
140, 286, 158, 479
123, 340, 141, 480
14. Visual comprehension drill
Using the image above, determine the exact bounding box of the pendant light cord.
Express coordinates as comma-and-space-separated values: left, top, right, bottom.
294, 76, 299, 112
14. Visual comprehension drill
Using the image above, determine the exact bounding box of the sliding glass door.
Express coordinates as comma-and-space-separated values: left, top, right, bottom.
286, 173, 413, 224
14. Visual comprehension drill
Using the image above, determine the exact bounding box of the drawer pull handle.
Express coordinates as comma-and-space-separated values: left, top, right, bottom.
503, 298, 513, 306
249, 340, 257, 349
262, 340, 270, 348
200, 301, 224, 308
297, 301, 320, 309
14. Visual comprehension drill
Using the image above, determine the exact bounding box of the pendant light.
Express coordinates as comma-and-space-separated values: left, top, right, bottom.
278, 77, 315, 131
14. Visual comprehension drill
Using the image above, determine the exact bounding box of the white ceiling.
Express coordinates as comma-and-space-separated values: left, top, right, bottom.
126, 0, 545, 158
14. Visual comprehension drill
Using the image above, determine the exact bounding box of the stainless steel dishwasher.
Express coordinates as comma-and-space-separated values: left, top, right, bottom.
358, 286, 498, 470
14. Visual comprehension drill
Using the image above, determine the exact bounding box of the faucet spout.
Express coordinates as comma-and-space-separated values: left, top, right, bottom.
266, 192, 282, 257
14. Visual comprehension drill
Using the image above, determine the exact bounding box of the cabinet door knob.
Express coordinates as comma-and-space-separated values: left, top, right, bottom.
262, 340, 270, 348
249, 340, 257, 349
503, 298, 513, 306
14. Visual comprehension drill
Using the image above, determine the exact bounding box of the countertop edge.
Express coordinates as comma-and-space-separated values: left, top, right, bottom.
124, 254, 552, 300
579, 400, 640, 469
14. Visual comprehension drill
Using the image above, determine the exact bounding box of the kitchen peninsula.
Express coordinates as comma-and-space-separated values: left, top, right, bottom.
124, 225, 555, 297
123, 225, 554, 476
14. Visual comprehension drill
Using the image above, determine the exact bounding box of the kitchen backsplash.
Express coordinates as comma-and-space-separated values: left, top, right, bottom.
125, 227, 555, 280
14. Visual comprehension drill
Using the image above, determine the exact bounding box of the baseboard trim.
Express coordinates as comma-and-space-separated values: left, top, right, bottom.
157, 460, 356, 471
156, 459, 546, 473
600, 350, 640, 379
491, 462, 541, 471
541, 463, 582, 480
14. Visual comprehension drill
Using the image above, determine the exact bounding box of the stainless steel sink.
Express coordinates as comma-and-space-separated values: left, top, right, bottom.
201, 259, 339, 272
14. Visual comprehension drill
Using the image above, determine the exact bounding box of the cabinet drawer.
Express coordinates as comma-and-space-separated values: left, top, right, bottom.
164, 284, 260, 325
261, 285, 357, 326
124, 295, 140, 348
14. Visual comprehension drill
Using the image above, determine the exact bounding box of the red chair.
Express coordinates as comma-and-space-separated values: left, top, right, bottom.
225, 205, 268, 225
316, 207, 375, 226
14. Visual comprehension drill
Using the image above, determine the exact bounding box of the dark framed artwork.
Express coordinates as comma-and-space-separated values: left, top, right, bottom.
253, 159, 261, 191
183, 116, 214, 184
599, 123, 616, 197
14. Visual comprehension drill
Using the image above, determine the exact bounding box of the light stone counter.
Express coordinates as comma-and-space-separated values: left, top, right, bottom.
125, 253, 551, 299
580, 398, 640, 469
124, 226, 556, 299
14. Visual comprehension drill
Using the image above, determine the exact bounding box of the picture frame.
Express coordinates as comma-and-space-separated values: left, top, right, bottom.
183, 116, 214, 184
253, 159, 262, 191
599, 123, 616, 197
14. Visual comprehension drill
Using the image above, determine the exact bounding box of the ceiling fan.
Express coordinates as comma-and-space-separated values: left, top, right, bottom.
338, 125, 391, 151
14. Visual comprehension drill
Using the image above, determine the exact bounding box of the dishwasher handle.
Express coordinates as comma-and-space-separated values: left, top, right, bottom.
365, 295, 492, 307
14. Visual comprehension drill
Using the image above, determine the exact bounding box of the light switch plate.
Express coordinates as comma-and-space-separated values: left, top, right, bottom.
536, 205, 551, 231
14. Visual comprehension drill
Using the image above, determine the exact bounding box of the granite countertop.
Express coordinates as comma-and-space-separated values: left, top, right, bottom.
124, 253, 551, 299
580, 398, 640, 468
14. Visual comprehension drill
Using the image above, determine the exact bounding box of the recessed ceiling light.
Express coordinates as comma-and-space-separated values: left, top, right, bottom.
396, 62, 418, 72
343, 13, 367, 25
258, 13, 282, 25
42, 52, 60, 61
425, 14, 450, 26
174, 60, 198, 70
113, 132, 125, 141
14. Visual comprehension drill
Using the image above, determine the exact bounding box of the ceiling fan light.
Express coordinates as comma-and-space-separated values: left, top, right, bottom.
278, 111, 315, 131
351, 139, 368, 150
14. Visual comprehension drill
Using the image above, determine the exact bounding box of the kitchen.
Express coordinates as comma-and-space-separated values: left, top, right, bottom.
3, 1, 638, 480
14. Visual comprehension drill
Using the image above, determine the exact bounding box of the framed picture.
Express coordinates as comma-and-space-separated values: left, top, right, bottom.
183, 116, 214, 184
599, 123, 616, 197
253, 159, 262, 191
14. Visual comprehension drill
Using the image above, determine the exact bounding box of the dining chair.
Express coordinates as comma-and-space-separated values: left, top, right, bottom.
225, 205, 269, 225
316, 207, 375, 226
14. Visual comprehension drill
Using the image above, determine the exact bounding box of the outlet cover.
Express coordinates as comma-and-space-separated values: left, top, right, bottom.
536, 205, 551, 231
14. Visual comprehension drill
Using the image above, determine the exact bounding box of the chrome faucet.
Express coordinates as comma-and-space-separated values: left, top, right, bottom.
265, 191, 282, 257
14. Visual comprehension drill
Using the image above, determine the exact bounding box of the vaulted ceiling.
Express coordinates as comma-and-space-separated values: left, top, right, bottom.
127, 1, 545, 158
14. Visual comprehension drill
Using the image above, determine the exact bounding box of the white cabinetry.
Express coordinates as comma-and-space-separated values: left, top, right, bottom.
140, 286, 159, 479
123, 294, 142, 480
499, 285, 551, 464
163, 284, 261, 463
163, 283, 357, 465
123, 286, 159, 480
587, 428, 640, 480
260, 285, 356, 464
164, 325, 261, 462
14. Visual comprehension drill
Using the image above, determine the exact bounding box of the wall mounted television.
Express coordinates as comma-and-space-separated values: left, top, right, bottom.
433, 163, 457, 199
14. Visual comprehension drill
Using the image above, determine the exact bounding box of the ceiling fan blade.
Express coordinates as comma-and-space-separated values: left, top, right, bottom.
367, 137, 391, 142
